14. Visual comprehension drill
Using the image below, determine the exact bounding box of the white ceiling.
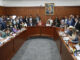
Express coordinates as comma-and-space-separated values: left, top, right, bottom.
0, 0, 80, 6
3, 0, 80, 1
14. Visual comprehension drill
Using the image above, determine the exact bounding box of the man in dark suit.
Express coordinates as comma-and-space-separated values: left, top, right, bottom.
29, 15, 33, 22
28, 15, 37, 26
0, 16, 7, 30
53, 17, 60, 27
74, 18, 80, 31
33, 17, 37, 26
69, 14, 75, 26
27, 20, 33, 26
76, 15, 80, 21
23, 16, 29, 24
19, 16, 23, 24
35, 15, 41, 24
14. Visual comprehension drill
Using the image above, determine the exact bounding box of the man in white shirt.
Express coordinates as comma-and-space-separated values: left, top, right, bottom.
29, 15, 33, 21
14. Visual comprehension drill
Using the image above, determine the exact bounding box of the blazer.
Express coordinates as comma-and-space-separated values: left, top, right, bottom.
54, 19, 60, 27
1, 22, 7, 30
27, 23, 33, 26
32, 18, 37, 26
75, 22, 80, 31
23, 18, 29, 23
35, 16, 40, 23
67, 18, 75, 26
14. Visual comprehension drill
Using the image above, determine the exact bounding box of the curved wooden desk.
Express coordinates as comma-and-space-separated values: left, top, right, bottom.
26, 26, 56, 39
0, 26, 76, 60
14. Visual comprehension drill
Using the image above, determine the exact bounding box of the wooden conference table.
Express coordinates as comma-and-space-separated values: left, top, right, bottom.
0, 26, 77, 60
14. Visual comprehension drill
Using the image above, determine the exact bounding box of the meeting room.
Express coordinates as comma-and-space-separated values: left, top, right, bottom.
0, 0, 80, 60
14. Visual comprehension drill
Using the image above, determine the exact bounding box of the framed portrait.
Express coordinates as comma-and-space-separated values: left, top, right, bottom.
45, 3, 54, 15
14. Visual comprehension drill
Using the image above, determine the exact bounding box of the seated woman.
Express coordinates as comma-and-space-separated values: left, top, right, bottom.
37, 20, 43, 26
47, 17, 53, 26
5, 28, 10, 36
0, 33, 3, 39
60, 18, 65, 28
0, 30, 7, 38
46, 21, 51, 26
20, 22, 25, 28
13, 25, 18, 33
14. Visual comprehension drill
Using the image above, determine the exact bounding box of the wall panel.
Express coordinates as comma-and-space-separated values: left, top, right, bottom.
0, 6, 5, 15
0, 6, 80, 23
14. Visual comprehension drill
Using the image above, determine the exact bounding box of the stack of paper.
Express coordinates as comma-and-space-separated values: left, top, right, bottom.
12, 34, 16, 37
0, 42, 3, 46
76, 56, 80, 60
74, 44, 80, 50
63, 37, 69, 41
3, 37, 10, 43
0, 37, 3, 40
59, 32, 64, 36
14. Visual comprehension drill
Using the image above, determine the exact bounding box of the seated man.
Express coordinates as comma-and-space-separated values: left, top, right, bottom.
65, 26, 79, 43
35, 15, 41, 24
65, 26, 75, 36
74, 18, 80, 31
69, 30, 79, 43
13, 25, 18, 33
78, 33, 80, 44
27, 20, 33, 26
54, 17, 60, 27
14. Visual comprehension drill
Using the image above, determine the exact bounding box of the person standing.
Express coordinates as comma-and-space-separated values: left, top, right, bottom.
54, 17, 60, 27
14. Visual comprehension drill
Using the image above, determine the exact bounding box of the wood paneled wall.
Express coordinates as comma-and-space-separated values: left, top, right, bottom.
0, 6, 80, 23
5, 7, 46, 23
0, 6, 5, 15
4, 6, 80, 23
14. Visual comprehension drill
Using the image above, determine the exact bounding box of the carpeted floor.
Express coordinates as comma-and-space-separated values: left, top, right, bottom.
11, 37, 61, 60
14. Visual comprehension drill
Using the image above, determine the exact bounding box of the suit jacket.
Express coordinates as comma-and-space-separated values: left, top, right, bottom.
23, 18, 29, 23
19, 18, 23, 23
32, 18, 37, 26
28, 17, 37, 26
27, 23, 33, 26
75, 22, 80, 31
1, 22, 7, 30
35, 16, 40, 23
54, 19, 60, 27
67, 18, 75, 26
